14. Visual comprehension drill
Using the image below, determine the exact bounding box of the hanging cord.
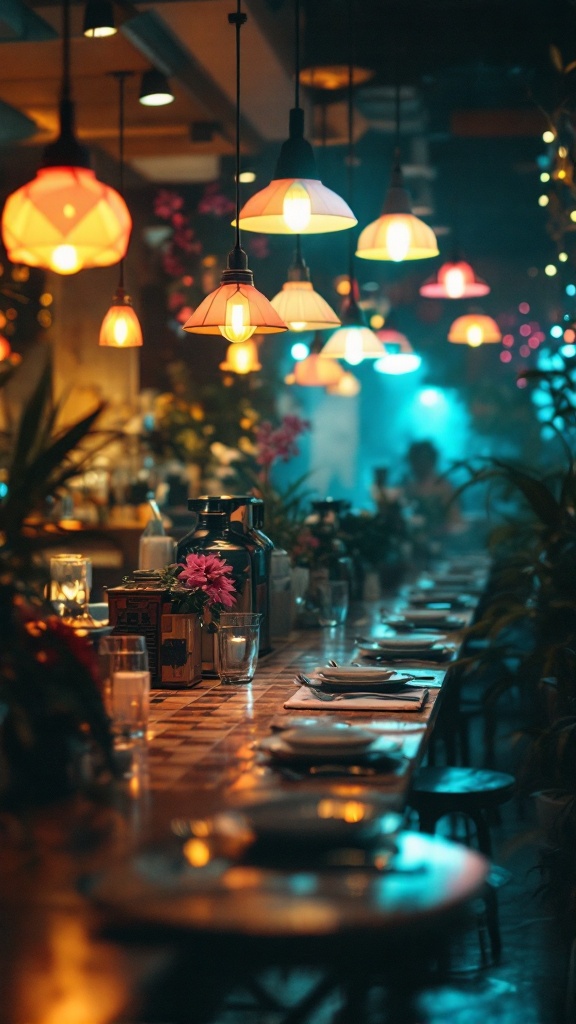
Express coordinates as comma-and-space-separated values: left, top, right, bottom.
229, 0, 246, 253
347, 0, 355, 285
294, 0, 300, 109
62, 0, 70, 102
111, 71, 132, 290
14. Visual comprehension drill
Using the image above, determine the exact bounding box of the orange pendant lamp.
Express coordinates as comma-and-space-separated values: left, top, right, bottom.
448, 313, 501, 347
183, 1, 286, 343
270, 236, 341, 331
288, 333, 345, 387
420, 259, 490, 299
1, 0, 130, 276
99, 72, 143, 348
236, 0, 356, 236
219, 337, 262, 373
326, 370, 361, 396
356, 85, 438, 263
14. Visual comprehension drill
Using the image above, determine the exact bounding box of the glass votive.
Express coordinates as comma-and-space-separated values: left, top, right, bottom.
317, 580, 349, 627
99, 634, 150, 742
50, 554, 92, 618
217, 619, 260, 684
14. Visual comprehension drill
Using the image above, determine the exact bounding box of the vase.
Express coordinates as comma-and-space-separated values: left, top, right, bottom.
160, 612, 202, 688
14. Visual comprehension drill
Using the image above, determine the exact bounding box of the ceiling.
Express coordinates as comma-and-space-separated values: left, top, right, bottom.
0, 0, 573, 281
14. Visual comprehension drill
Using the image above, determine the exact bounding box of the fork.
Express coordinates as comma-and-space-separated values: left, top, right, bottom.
296, 674, 424, 702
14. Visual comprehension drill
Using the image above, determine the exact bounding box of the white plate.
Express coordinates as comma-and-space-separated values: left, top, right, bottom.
259, 734, 379, 761
282, 724, 376, 752
372, 634, 441, 649
312, 669, 414, 691
315, 665, 396, 681
393, 610, 465, 625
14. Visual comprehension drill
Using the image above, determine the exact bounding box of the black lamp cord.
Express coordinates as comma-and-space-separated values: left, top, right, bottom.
62, 0, 70, 103
229, 0, 246, 254
294, 0, 300, 109
347, 0, 355, 287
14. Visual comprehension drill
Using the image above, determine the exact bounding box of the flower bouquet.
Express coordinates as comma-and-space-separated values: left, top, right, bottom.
158, 553, 237, 685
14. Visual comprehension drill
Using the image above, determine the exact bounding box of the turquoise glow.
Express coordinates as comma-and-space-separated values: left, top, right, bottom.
374, 352, 422, 375
291, 341, 310, 361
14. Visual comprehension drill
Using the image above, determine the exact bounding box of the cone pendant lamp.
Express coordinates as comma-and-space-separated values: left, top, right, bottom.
100, 72, 143, 348
219, 337, 262, 373
270, 236, 341, 331
236, 0, 356, 235
2, 0, 130, 275
448, 313, 501, 347
183, 1, 286, 342
289, 333, 345, 386
356, 85, 438, 262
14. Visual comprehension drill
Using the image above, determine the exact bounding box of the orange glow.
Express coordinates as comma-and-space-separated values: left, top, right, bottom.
219, 338, 262, 373
0, 335, 11, 360
448, 314, 501, 347
291, 352, 344, 387
99, 294, 143, 348
183, 838, 212, 867
2, 166, 131, 275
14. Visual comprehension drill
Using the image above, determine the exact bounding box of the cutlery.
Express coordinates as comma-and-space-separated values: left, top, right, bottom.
295, 675, 424, 702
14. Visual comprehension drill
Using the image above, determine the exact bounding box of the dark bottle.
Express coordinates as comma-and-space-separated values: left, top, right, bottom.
309, 498, 354, 586
190, 496, 272, 655
177, 510, 252, 675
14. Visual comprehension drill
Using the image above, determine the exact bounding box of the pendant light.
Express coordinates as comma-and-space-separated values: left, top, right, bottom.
236, 0, 356, 235
420, 259, 490, 299
356, 85, 439, 262
374, 328, 421, 374
183, 2, 286, 343
0, 336, 11, 361
319, 23, 384, 367
219, 337, 262, 373
99, 72, 143, 349
83, 0, 117, 38
288, 333, 345, 387
1, 0, 131, 276
139, 69, 175, 108
270, 235, 341, 331
448, 313, 501, 347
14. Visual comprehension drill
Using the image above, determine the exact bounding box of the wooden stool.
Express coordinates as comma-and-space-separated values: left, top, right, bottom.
409, 766, 515, 963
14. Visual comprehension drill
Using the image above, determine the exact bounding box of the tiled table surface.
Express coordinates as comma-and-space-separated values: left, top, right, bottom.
142, 622, 446, 800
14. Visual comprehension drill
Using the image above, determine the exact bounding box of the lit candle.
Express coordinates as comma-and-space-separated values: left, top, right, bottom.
112, 669, 150, 739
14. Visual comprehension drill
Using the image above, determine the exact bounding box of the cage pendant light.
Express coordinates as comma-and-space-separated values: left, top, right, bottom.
183, 0, 286, 342
236, 0, 356, 235
270, 235, 341, 330
99, 72, 143, 348
319, 21, 384, 366
356, 85, 438, 262
1, 0, 131, 276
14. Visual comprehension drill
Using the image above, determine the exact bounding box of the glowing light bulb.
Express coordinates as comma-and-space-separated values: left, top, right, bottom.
444, 267, 466, 298
545, 264, 558, 277
282, 181, 312, 232
385, 219, 411, 262
538, 195, 549, 207
220, 291, 256, 343
50, 244, 80, 274
543, 130, 555, 143
288, 321, 307, 331
344, 328, 364, 365
559, 252, 569, 262
540, 172, 551, 182
466, 324, 484, 347
112, 315, 129, 346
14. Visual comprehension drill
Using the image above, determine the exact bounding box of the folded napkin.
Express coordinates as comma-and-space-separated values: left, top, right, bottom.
284, 685, 429, 712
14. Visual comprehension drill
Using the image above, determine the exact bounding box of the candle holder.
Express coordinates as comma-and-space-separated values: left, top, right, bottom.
217, 613, 261, 684
99, 634, 150, 742
50, 554, 92, 620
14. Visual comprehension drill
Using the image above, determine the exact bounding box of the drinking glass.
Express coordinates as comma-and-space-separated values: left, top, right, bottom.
217, 615, 260, 684
50, 554, 92, 619
317, 580, 349, 627
99, 634, 150, 741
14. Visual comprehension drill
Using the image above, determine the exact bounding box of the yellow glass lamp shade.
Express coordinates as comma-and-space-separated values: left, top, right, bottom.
2, 166, 131, 275
183, 245, 287, 341
219, 338, 262, 374
292, 352, 344, 387
99, 288, 143, 347
448, 314, 501, 347
420, 260, 490, 299
326, 371, 361, 396
270, 249, 341, 331
237, 109, 356, 235
356, 164, 438, 262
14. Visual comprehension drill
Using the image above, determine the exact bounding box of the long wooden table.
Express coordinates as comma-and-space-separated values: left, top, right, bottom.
0, 601, 488, 1024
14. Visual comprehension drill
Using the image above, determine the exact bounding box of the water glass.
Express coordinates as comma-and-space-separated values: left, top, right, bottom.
100, 634, 150, 741
317, 580, 349, 627
217, 616, 260, 684
50, 554, 92, 618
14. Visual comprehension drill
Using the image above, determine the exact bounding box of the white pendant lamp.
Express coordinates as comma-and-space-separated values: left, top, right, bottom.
99, 72, 143, 348
270, 236, 341, 331
183, 1, 287, 343
1, 0, 130, 276
356, 85, 438, 262
236, 0, 356, 235
374, 328, 421, 374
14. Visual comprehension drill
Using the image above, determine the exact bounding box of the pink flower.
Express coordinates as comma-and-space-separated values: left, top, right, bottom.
154, 189, 185, 220
254, 415, 311, 468
177, 553, 237, 609
197, 182, 235, 217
